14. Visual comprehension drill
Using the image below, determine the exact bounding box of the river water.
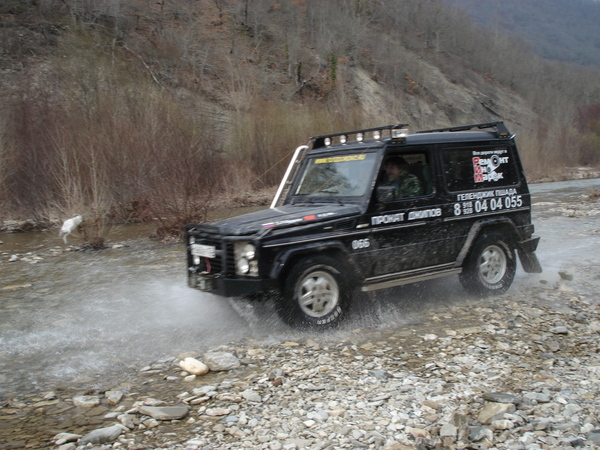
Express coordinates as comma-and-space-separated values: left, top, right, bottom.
1, 179, 599, 400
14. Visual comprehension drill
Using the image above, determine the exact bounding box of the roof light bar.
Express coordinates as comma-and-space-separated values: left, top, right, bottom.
310, 124, 409, 149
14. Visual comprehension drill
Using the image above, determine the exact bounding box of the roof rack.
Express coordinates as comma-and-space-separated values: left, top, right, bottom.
311, 124, 409, 149
417, 121, 511, 138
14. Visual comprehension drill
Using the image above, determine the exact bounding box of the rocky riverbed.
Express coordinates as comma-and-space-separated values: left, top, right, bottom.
2, 273, 600, 450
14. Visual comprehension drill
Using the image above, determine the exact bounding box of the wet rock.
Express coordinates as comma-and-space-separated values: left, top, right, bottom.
79, 424, 124, 445
56, 444, 76, 450
179, 357, 209, 375
72, 395, 100, 407
203, 351, 241, 371
52, 432, 81, 445
106, 390, 123, 405
138, 405, 190, 420
559, 270, 574, 281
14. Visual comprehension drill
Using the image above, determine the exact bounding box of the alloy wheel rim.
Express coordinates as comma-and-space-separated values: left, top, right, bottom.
478, 245, 507, 284
297, 270, 339, 318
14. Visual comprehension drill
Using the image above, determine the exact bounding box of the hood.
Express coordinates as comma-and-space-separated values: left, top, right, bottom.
212, 204, 362, 236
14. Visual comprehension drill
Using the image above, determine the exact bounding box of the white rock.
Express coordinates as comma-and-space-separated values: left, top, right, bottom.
79, 424, 124, 445
179, 357, 209, 375
72, 395, 100, 407
242, 389, 262, 402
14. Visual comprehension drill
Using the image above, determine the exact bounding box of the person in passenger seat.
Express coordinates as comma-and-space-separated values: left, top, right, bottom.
383, 156, 422, 198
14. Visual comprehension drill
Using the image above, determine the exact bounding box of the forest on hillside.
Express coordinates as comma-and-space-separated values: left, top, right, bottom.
0, 0, 599, 237
445, 0, 600, 68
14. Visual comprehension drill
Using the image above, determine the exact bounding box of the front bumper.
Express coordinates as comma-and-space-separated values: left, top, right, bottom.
188, 271, 276, 297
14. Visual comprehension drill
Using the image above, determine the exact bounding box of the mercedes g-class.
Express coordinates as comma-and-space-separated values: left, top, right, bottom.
185, 122, 542, 328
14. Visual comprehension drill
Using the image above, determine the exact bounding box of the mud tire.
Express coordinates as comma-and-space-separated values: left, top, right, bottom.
278, 255, 352, 329
460, 232, 516, 296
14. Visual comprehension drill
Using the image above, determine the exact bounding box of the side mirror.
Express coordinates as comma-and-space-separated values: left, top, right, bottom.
376, 186, 395, 203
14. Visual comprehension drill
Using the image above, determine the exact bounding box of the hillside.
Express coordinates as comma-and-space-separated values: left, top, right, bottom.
0, 0, 599, 228
445, 0, 600, 68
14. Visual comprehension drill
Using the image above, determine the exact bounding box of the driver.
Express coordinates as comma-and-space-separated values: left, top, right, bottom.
383, 156, 422, 198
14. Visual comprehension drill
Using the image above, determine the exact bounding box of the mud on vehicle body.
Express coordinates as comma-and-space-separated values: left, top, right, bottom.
186, 122, 542, 328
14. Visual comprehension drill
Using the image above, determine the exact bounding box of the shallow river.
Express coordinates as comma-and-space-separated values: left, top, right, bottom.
1, 179, 599, 400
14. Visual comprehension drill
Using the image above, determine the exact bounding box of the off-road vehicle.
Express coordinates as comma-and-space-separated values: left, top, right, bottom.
185, 122, 541, 328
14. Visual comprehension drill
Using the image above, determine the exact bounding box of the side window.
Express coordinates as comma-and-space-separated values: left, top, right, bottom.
443, 146, 519, 192
377, 151, 432, 201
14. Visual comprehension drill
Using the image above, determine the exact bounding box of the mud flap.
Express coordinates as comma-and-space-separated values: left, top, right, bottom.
518, 250, 542, 273
518, 236, 542, 273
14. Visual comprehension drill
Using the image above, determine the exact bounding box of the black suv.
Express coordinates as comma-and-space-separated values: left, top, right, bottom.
185, 122, 541, 328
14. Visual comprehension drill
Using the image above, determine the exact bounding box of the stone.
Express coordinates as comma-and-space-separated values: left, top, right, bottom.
73, 395, 100, 407
106, 390, 123, 405
241, 389, 262, 402
179, 357, 209, 375
481, 392, 520, 404
440, 423, 458, 438
79, 424, 123, 445
588, 430, 600, 445
53, 432, 81, 444
203, 351, 241, 371
558, 271, 574, 281
477, 402, 515, 424
491, 419, 514, 430
118, 414, 137, 429
523, 392, 551, 403
138, 405, 190, 420
57, 444, 76, 450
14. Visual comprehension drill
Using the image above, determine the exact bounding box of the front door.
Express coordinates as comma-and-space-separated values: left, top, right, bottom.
366, 148, 446, 276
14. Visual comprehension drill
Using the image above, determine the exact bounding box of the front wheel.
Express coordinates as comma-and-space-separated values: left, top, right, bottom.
278, 255, 352, 329
460, 233, 516, 296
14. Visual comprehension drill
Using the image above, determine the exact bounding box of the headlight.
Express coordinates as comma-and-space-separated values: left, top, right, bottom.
234, 242, 258, 276
242, 243, 255, 260
237, 257, 250, 275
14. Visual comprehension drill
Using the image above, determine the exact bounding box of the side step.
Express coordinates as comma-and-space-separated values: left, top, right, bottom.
361, 264, 462, 292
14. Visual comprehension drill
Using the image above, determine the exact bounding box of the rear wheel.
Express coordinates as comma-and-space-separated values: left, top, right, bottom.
278, 255, 352, 329
460, 232, 516, 296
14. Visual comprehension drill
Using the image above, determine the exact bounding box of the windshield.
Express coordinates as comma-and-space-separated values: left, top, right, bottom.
292, 153, 378, 201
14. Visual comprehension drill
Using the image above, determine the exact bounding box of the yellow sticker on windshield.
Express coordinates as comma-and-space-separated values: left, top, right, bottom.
314, 154, 367, 164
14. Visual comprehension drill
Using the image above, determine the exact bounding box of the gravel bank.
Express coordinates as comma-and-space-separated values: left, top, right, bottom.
2, 274, 599, 450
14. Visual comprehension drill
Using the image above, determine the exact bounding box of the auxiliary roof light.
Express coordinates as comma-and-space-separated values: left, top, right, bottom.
391, 127, 409, 140
356, 133, 364, 142
324, 137, 332, 146
340, 135, 347, 144
373, 130, 381, 140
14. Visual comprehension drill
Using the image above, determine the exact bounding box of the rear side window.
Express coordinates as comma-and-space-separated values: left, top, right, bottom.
442, 146, 519, 192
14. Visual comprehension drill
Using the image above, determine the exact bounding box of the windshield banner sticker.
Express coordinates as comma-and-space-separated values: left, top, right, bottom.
472, 149, 509, 183
314, 154, 366, 164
